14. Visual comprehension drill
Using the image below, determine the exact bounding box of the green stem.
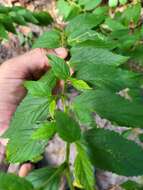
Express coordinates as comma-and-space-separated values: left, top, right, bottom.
65, 143, 74, 190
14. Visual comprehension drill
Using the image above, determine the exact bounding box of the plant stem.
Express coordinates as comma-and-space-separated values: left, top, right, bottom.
65, 143, 74, 190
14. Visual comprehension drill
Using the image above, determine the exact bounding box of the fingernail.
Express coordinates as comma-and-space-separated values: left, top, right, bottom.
54, 48, 68, 58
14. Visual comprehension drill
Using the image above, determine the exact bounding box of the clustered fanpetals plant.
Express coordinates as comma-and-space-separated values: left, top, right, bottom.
1, 0, 143, 190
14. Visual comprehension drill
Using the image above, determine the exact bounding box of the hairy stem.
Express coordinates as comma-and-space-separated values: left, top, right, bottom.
65, 143, 74, 190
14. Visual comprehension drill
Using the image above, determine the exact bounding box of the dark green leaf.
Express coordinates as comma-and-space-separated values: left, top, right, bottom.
73, 89, 143, 128
32, 29, 61, 49
0, 5, 10, 13
17, 9, 38, 24
48, 54, 70, 80
27, 163, 67, 190
70, 47, 129, 69
33, 11, 53, 25
9, 11, 26, 25
3, 72, 56, 163
0, 172, 33, 190
84, 128, 143, 176
68, 29, 116, 49
24, 81, 51, 97
55, 111, 81, 143
121, 180, 143, 190
66, 13, 105, 34
0, 24, 8, 39
0, 14, 16, 33
76, 64, 141, 91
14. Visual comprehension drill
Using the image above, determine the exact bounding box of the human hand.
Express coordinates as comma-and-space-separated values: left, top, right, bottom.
0, 48, 67, 144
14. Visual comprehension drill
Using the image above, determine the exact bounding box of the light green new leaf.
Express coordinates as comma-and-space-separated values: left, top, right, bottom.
49, 100, 56, 118
108, 0, 118, 7
0, 172, 33, 190
55, 111, 81, 143
79, 0, 102, 10
74, 144, 95, 190
32, 122, 56, 140
70, 47, 129, 69
33, 29, 61, 49
70, 78, 92, 91
57, 0, 80, 21
73, 89, 143, 128
27, 163, 67, 190
119, 0, 127, 5
84, 128, 143, 176
48, 54, 70, 80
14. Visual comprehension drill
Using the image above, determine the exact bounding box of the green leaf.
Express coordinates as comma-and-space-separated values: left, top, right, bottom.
138, 134, 143, 143
57, 0, 80, 21
121, 180, 143, 190
108, 0, 118, 7
33, 11, 53, 25
4, 95, 49, 163
68, 29, 116, 49
70, 78, 92, 91
121, 3, 141, 26
74, 143, 95, 190
70, 47, 129, 69
76, 64, 141, 91
57, 0, 71, 19
119, 0, 127, 5
55, 111, 81, 143
48, 54, 70, 80
24, 81, 51, 97
17, 9, 38, 24
32, 122, 56, 140
27, 163, 67, 190
3, 72, 56, 163
9, 11, 27, 25
49, 100, 56, 118
79, 0, 102, 10
104, 18, 126, 31
0, 5, 10, 13
0, 172, 33, 190
93, 6, 109, 16
84, 128, 143, 176
32, 29, 61, 49
0, 14, 16, 33
66, 13, 105, 34
0, 24, 8, 39
73, 89, 143, 128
